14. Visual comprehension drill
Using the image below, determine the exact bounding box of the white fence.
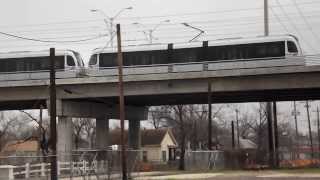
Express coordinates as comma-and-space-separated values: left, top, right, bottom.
0, 150, 142, 180
2, 160, 104, 179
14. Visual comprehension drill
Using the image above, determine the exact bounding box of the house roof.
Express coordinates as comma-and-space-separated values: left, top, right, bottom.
110, 128, 177, 147
1, 140, 38, 153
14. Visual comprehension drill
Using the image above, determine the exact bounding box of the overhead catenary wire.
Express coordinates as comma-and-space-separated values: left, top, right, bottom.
270, 7, 290, 33
0, 0, 318, 31
0, 31, 107, 43
292, 0, 320, 43
273, 0, 317, 53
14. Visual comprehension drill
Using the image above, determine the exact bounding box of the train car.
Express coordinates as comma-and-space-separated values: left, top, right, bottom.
88, 34, 304, 76
0, 49, 85, 81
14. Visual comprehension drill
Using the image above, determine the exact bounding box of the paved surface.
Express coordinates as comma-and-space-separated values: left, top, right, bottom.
57, 171, 320, 180
134, 171, 320, 180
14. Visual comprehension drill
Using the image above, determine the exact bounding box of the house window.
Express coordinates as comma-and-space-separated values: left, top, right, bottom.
162, 151, 167, 162
143, 151, 148, 162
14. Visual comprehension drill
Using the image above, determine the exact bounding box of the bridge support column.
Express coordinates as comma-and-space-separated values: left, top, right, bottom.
57, 116, 73, 162
96, 117, 110, 173
128, 119, 141, 150
96, 117, 110, 150
128, 119, 141, 174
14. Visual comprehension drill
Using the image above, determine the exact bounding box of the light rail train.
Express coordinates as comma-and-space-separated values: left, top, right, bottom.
0, 49, 84, 81
88, 35, 304, 76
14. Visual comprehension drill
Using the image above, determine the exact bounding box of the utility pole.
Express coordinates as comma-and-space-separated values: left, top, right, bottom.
208, 80, 212, 150
305, 101, 314, 159
317, 107, 320, 159
39, 105, 43, 162
293, 101, 300, 158
264, 0, 276, 168
273, 102, 279, 168
266, 102, 274, 168
49, 48, 57, 180
116, 24, 127, 180
231, 121, 235, 150
235, 109, 240, 148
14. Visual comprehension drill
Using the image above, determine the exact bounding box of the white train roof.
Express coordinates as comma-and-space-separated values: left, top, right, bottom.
92, 34, 300, 54
0, 49, 78, 59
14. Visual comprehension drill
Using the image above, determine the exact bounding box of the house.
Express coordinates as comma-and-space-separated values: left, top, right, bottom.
0, 139, 39, 165
110, 128, 178, 163
0, 140, 39, 156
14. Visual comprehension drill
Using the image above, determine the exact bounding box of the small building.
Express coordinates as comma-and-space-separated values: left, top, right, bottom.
0, 139, 39, 165
110, 128, 178, 163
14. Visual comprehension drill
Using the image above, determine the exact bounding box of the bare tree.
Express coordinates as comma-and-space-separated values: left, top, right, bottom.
0, 114, 17, 151
72, 118, 96, 149
148, 106, 170, 129
19, 110, 50, 156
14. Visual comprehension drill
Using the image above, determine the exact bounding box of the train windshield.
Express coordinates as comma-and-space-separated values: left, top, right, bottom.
73, 52, 84, 66
287, 41, 298, 53
89, 54, 98, 66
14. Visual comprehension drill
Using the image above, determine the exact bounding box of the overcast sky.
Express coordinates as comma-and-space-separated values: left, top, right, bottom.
0, 0, 319, 60
1, 0, 320, 133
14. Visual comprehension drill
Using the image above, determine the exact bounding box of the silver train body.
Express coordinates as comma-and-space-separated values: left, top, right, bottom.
87, 35, 305, 76
0, 49, 84, 81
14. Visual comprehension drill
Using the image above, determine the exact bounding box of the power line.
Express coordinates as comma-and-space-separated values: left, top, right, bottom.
0, 1, 319, 30
292, 0, 320, 43
0, 31, 107, 43
270, 7, 290, 33
274, 0, 317, 53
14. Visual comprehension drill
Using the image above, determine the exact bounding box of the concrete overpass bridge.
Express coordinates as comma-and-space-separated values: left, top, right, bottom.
1, 62, 320, 109
1, 58, 320, 160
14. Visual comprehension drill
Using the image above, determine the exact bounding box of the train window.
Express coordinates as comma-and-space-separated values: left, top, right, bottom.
7, 59, 15, 72
31, 58, 41, 71
89, 54, 97, 65
267, 42, 284, 57
40, 57, 49, 70
153, 50, 167, 64
67, 56, 76, 66
16, 59, 24, 72
141, 52, 150, 65
0, 60, 5, 72
256, 44, 268, 58
99, 53, 117, 67
55, 56, 65, 69
287, 41, 298, 53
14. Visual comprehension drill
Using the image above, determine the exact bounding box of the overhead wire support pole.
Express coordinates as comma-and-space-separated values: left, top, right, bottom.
91, 7, 132, 48
116, 24, 127, 180
49, 48, 57, 180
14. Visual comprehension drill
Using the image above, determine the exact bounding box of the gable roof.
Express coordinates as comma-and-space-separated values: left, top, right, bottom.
110, 128, 177, 146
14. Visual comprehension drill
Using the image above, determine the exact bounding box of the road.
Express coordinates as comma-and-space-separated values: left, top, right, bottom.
134, 171, 320, 180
